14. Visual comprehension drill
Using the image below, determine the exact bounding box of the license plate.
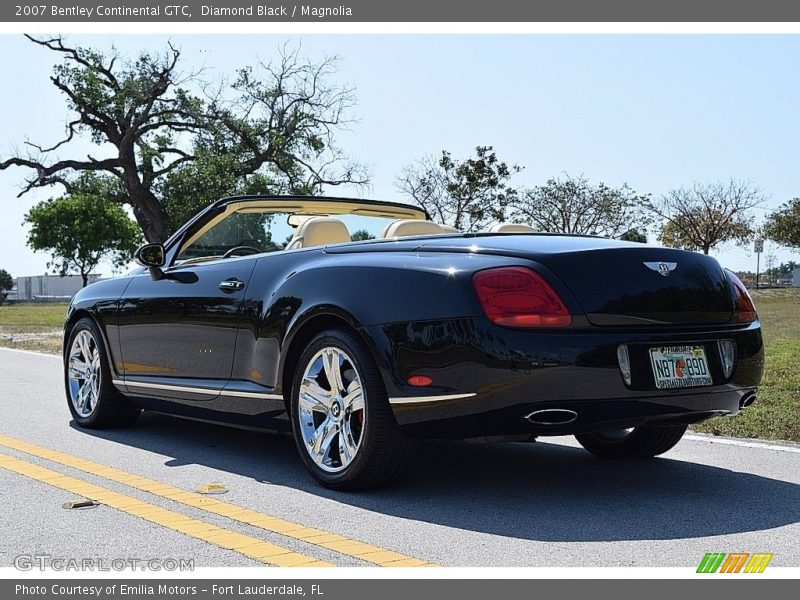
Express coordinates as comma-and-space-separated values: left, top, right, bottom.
649, 345, 713, 389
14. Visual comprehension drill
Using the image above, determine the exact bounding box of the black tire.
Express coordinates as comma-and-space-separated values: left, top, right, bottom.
575, 424, 687, 459
64, 317, 140, 429
289, 328, 416, 490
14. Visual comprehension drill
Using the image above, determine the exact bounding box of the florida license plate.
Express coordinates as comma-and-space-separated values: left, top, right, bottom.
649, 345, 713, 389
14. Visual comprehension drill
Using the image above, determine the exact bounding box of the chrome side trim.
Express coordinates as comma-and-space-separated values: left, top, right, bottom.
219, 389, 284, 400
114, 380, 220, 395
112, 379, 282, 400
388, 393, 476, 405
115, 379, 471, 404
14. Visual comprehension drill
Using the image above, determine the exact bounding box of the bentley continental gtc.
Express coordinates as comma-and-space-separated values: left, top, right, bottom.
63, 195, 764, 489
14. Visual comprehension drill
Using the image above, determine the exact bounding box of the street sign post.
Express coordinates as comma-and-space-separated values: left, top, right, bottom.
754, 238, 764, 289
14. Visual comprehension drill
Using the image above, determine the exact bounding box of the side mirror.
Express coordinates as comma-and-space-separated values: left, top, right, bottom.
134, 243, 166, 280
135, 243, 166, 268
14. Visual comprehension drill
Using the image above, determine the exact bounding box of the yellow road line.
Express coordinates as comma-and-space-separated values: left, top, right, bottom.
0, 452, 330, 567
0, 435, 434, 567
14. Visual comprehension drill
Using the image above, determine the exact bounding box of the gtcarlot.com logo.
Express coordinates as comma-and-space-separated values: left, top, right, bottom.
697, 552, 773, 573
14, 554, 194, 571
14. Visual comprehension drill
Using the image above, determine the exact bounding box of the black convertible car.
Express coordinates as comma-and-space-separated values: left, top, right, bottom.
63, 195, 763, 489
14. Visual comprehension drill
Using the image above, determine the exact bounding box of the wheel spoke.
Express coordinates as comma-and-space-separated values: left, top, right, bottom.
78, 332, 91, 363
322, 349, 344, 395
339, 420, 359, 467
76, 381, 91, 411
309, 418, 338, 466
68, 358, 88, 380
343, 381, 364, 413
298, 393, 324, 416
299, 378, 331, 413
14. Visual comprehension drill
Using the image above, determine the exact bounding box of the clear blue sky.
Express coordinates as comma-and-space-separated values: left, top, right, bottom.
1, 34, 798, 277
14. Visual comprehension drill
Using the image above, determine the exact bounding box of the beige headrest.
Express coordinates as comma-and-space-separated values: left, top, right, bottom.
488, 222, 537, 234
287, 217, 350, 249
438, 224, 460, 233
381, 219, 445, 238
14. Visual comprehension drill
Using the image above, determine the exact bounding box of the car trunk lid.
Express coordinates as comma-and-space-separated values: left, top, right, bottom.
413, 235, 735, 325
535, 247, 733, 325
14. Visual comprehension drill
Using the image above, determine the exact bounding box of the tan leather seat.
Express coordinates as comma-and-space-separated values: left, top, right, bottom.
438, 224, 460, 233
285, 217, 351, 249
488, 222, 537, 234
381, 219, 445, 238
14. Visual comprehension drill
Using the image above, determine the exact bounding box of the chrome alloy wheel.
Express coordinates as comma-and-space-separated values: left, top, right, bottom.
297, 347, 366, 473
67, 330, 102, 418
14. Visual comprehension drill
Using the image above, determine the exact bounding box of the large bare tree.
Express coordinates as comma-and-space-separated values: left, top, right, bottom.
653, 179, 763, 254
1, 36, 367, 242
509, 174, 652, 238
396, 146, 520, 232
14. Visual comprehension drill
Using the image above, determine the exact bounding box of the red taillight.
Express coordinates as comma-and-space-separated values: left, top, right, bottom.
472, 267, 572, 328
726, 271, 757, 323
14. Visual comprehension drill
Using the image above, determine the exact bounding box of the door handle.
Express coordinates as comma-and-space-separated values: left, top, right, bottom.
219, 279, 245, 292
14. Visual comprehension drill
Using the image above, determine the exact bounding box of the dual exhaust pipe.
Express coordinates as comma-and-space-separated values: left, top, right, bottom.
739, 392, 757, 410
526, 392, 757, 425
525, 408, 578, 426
525, 392, 756, 425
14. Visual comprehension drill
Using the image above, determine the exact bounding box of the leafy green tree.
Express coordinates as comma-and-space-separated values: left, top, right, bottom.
619, 228, 648, 243
764, 261, 798, 282
396, 146, 521, 232
764, 198, 800, 251
351, 229, 375, 241
0, 269, 12, 291
653, 180, 762, 254
1, 37, 367, 242
510, 174, 652, 238
24, 190, 142, 287
157, 149, 281, 237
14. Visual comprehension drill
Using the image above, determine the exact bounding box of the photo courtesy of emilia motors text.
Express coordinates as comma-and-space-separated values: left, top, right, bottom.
0, 0, 799, 597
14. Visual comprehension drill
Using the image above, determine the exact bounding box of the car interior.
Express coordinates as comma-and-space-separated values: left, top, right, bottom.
175, 201, 538, 265
280, 216, 537, 249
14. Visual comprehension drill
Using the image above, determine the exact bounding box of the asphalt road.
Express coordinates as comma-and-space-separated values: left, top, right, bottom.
1, 347, 798, 568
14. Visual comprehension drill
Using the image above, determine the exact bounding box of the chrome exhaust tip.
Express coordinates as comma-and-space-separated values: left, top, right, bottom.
525, 408, 578, 426
739, 393, 757, 409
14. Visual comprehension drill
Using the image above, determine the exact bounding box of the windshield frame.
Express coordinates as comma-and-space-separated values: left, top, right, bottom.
165, 196, 430, 268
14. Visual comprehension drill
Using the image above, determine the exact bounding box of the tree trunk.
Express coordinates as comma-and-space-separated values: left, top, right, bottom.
128, 186, 168, 243
81, 272, 89, 288
120, 144, 168, 243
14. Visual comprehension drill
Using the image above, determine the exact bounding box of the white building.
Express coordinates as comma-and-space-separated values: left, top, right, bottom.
10, 274, 101, 301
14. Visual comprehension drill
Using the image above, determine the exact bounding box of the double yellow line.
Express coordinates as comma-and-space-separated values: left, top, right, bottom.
0, 435, 433, 568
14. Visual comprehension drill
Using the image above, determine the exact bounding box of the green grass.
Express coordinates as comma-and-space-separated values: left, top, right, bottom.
0, 302, 68, 354
1, 292, 799, 442
692, 288, 800, 442
0, 302, 68, 327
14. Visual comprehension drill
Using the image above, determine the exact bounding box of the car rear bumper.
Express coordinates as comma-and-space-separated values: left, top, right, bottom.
365, 318, 763, 439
